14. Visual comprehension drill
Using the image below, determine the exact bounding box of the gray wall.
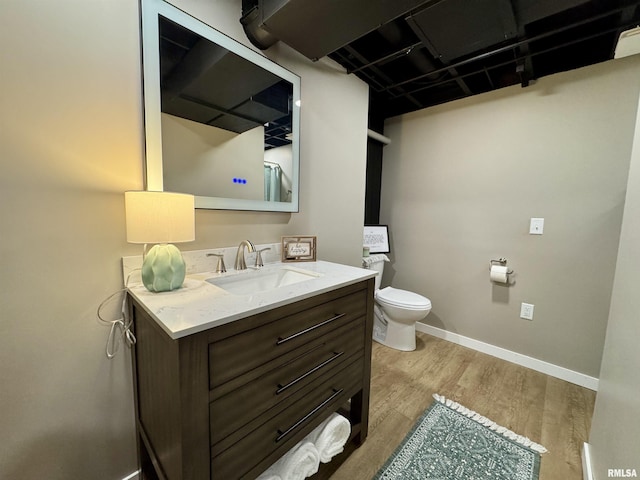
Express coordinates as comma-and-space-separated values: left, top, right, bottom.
588, 85, 640, 477
381, 56, 640, 377
0, 1, 368, 478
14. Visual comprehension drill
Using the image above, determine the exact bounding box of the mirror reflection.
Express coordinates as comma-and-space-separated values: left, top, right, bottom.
141, 0, 300, 211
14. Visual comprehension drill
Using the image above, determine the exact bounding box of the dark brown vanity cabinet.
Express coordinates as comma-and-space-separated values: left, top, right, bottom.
129, 278, 375, 480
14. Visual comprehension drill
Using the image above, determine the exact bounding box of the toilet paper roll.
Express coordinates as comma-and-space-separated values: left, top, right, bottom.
490, 265, 509, 284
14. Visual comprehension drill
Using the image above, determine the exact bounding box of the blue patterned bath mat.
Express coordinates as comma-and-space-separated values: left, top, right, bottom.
374, 394, 547, 480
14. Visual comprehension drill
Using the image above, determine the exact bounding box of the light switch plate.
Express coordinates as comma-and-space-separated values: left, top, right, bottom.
520, 303, 534, 320
530, 217, 544, 235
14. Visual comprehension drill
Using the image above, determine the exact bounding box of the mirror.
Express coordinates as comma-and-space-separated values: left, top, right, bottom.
141, 0, 300, 211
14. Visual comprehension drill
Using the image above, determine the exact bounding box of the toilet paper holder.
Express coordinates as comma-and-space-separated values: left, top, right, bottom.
490, 258, 514, 274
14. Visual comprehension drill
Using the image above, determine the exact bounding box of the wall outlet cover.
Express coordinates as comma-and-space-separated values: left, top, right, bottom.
530, 218, 544, 235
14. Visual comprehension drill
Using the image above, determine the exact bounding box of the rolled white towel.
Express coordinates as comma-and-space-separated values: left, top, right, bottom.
309, 413, 351, 463
275, 441, 320, 480
362, 253, 390, 268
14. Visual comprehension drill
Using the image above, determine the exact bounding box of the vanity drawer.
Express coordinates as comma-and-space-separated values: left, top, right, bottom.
210, 320, 364, 445
209, 287, 367, 389
210, 356, 364, 479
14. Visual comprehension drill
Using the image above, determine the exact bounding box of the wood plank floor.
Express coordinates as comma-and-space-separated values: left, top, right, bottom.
330, 332, 596, 480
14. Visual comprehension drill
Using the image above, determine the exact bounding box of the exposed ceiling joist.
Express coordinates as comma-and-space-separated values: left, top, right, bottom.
241, 0, 640, 118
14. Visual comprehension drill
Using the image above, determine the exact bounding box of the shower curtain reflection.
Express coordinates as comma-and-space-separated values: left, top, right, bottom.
264, 163, 282, 202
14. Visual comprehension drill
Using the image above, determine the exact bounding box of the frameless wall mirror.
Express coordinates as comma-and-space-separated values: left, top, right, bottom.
141, 0, 300, 211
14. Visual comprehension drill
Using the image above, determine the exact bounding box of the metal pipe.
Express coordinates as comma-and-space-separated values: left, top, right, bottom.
349, 41, 423, 74
390, 21, 639, 99
367, 129, 391, 145
382, 5, 632, 92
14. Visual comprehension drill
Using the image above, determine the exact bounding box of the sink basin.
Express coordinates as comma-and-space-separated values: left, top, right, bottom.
206, 265, 322, 295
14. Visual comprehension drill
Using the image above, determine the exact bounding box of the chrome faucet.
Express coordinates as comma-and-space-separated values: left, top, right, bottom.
254, 247, 271, 268
206, 252, 226, 273
234, 240, 255, 270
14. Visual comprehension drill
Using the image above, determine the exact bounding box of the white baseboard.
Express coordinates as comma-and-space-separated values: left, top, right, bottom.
416, 323, 599, 391
122, 470, 140, 480
582, 442, 595, 480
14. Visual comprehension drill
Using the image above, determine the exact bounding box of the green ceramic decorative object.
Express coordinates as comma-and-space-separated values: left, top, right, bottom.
141, 244, 186, 292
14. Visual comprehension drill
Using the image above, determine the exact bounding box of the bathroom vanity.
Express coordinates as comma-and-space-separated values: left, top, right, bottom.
127, 261, 375, 479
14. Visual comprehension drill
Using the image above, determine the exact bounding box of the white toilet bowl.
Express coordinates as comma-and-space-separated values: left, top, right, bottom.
374, 287, 431, 351
363, 255, 432, 352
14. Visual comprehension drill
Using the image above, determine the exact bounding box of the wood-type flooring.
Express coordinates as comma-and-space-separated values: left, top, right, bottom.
330, 332, 596, 480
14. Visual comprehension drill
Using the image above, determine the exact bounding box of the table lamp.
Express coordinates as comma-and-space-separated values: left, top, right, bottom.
125, 191, 195, 292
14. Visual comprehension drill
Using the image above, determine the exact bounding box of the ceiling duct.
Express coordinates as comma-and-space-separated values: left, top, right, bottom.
240, 0, 278, 50
240, 0, 435, 60
240, 0, 640, 118
615, 26, 640, 58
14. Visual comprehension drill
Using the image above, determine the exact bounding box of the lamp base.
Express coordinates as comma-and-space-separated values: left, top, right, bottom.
141, 244, 186, 292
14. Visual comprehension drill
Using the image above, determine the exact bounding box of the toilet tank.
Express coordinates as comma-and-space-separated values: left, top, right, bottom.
363, 255, 386, 290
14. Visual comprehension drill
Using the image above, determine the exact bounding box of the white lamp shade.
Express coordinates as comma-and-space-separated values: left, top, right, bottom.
125, 191, 195, 244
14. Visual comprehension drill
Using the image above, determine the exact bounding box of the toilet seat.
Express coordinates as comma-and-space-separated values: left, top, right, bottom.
376, 286, 431, 310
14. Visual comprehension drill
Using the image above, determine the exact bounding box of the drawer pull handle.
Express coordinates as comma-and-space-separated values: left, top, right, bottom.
276, 388, 344, 443
276, 313, 346, 345
276, 351, 344, 395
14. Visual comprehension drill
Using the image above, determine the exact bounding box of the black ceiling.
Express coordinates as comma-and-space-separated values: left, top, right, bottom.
242, 0, 640, 119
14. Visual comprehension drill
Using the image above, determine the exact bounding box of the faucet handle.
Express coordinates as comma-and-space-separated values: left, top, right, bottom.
206, 253, 226, 273
255, 247, 271, 268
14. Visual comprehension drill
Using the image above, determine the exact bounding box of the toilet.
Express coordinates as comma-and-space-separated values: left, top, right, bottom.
363, 255, 432, 351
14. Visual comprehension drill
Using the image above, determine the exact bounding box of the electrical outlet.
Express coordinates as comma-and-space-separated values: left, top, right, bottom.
530, 218, 544, 234
520, 303, 534, 320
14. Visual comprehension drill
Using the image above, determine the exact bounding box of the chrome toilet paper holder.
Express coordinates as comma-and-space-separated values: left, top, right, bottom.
490, 258, 514, 274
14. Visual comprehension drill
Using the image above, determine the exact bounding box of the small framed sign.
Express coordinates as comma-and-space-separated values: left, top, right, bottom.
281, 236, 317, 262
363, 225, 390, 254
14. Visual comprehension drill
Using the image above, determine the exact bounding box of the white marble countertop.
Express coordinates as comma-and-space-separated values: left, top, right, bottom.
127, 260, 376, 339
